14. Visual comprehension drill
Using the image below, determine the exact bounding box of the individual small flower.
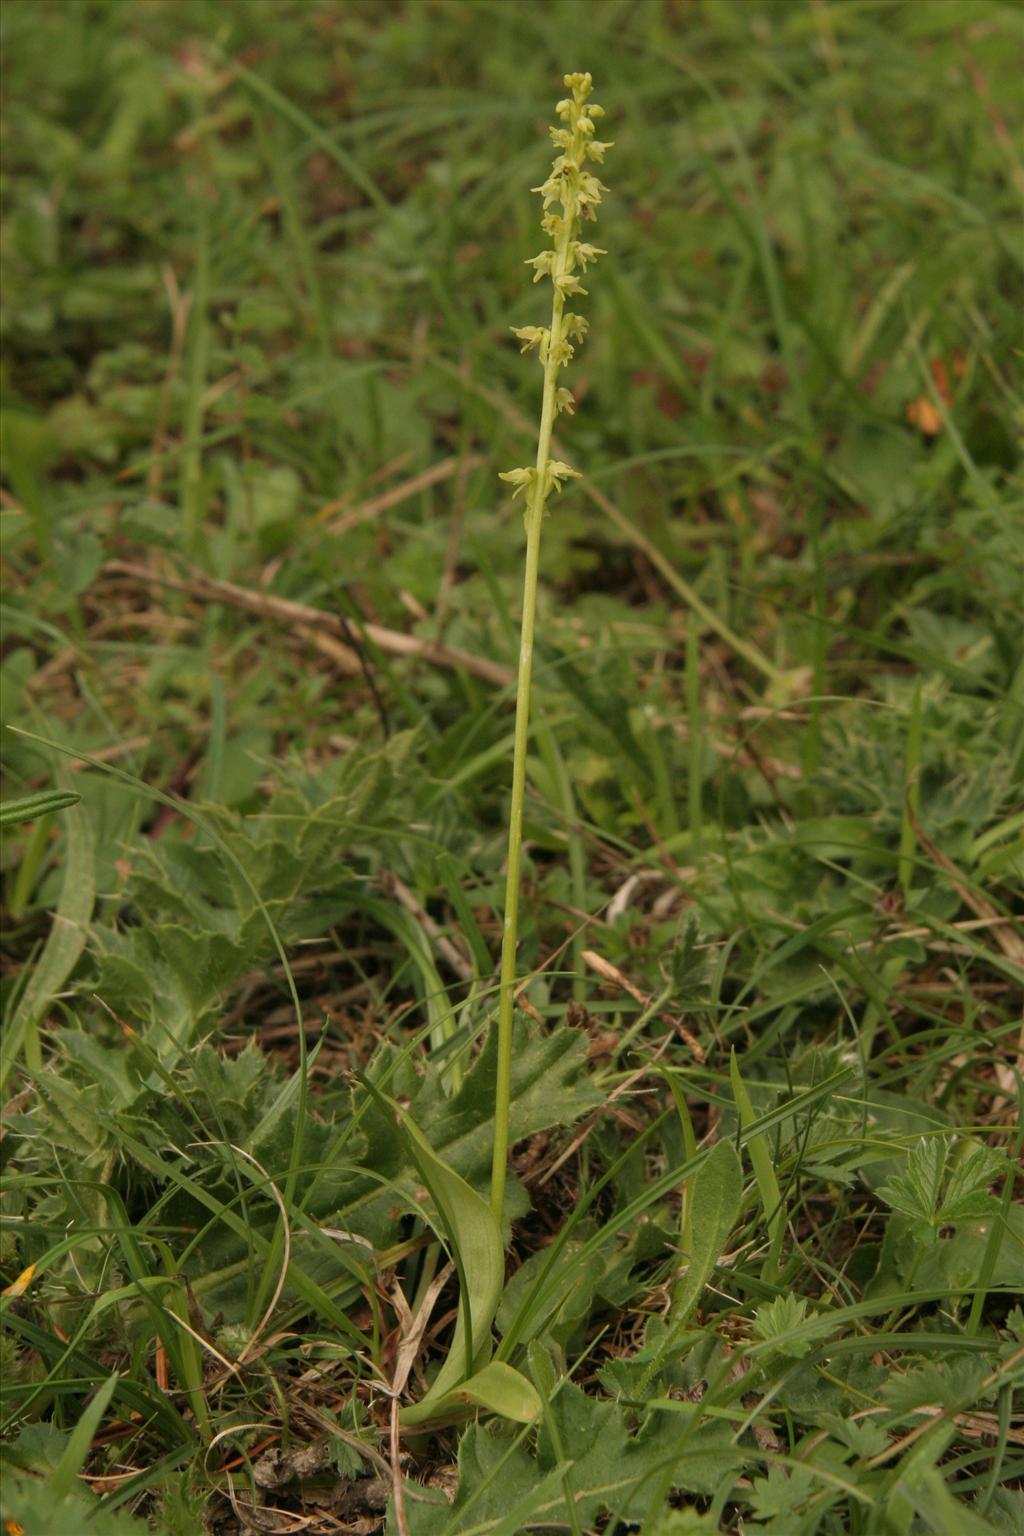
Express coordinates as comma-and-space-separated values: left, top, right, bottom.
555, 387, 575, 415
577, 171, 607, 209
563, 312, 589, 343
532, 174, 564, 209
511, 325, 548, 354
545, 461, 582, 495
572, 241, 606, 269
498, 467, 538, 501
586, 139, 613, 163
525, 250, 557, 281
554, 272, 587, 297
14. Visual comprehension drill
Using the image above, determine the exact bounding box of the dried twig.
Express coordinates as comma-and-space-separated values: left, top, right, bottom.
104, 559, 513, 687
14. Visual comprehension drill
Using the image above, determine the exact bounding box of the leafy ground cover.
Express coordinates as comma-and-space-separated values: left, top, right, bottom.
1, 1, 1022, 1532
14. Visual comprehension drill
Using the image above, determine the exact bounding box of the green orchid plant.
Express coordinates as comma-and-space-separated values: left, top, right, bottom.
492, 72, 612, 1227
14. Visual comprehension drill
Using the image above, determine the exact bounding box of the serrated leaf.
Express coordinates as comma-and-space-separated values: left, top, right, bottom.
747, 1464, 814, 1521
0, 1471, 151, 1535
877, 1136, 946, 1226
939, 1144, 1005, 1224
400, 1423, 566, 1536
398, 1390, 745, 1535
881, 1357, 990, 1414
753, 1295, 813, 1359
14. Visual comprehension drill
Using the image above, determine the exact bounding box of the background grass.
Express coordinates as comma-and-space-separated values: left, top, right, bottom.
1, 1, 1022, 1533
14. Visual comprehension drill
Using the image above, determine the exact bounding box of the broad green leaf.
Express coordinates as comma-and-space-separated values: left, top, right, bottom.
406, 1360, 541, 1427
389, 1101, 505, 1425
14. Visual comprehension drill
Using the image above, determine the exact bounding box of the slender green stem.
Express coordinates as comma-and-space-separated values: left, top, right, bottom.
490, 299, 566, 1227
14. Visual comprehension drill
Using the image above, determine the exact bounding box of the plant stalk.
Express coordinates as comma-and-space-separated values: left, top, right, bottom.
490, 278, 570, 1228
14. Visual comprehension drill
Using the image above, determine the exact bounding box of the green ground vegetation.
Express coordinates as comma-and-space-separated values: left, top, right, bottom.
1, 1, 1022, 1533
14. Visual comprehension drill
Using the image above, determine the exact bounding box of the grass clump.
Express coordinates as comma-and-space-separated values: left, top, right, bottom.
1, 3, 1022, 1534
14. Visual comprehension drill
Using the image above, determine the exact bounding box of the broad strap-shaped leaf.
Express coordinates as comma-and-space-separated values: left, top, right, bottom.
402, 1359, 541, 1429
380, 1096, 507, 1424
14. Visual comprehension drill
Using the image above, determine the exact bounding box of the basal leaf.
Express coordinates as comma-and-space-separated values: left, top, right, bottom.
418, 1360, 541, 1426
387, 1100, 505, 1425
